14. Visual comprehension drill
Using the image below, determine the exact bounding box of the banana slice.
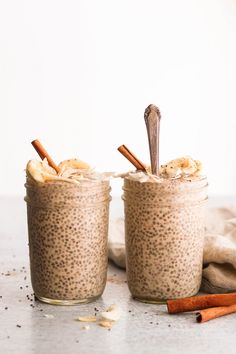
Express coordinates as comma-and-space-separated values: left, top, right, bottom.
27, 157, 93, 184
26, 159, 57, 183
75, 316, 97, 322
58, 159, 90, 172
180, 157, 197, 175
165, 163, 182, 178
41, 158, 58, 175
194, 160, 203, 176
99, 321, 113, 329
160, 157, 203, 178
101, 304, 121, 322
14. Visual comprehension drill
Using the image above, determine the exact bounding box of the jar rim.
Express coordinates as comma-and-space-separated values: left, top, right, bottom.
124, 174, 207, 184
25, 178, 111, 192
24, 195, 112, 209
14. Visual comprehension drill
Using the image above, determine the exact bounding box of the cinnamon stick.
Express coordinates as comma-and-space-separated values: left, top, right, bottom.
31, 139, 60, 173
196, 304, 236, 323
167, 293, 236, 314
117, 145, 146, 171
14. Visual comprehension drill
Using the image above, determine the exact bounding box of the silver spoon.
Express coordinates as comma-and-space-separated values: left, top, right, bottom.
144, 104, 161, 175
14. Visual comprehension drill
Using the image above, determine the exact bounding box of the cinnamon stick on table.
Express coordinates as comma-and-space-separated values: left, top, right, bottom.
31, 139, 60, 173
117, 145, 146, 171
196, 304, 236, 323
167, 293, 236, 314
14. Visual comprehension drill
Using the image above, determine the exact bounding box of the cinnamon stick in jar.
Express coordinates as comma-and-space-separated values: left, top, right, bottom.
117, 145, 146, 171
167, 293, 236, 314
196, 304, 236, 323
31, 139, 60, 173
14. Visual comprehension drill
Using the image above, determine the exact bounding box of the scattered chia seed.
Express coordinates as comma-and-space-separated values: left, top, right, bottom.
4, 307, 8, 310
16, 325, 21, 328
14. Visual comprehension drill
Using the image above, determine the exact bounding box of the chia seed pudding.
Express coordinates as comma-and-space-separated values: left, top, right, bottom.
122, 175, 208, 302
25, 161, 111, 305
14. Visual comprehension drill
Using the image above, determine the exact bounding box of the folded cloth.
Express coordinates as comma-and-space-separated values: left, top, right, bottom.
108, 218, 126, 269
108, 207, 236, 294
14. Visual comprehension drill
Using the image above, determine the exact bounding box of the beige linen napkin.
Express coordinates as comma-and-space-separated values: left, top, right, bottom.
108, 207, 236, 293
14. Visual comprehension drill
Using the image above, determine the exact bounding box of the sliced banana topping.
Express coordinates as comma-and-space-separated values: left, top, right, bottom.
26, 157, 108, 184
26, 159, 57, 183
100, 304, 121, 322
58, 159, 93, 181
58, 159, 90, 172
160, 157, 203, 178
194, 160, 203, 176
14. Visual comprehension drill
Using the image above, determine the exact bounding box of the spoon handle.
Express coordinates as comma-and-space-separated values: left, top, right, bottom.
144, 105, 161, 175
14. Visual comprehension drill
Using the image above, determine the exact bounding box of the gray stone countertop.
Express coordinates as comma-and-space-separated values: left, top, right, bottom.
1, 195, 236, 354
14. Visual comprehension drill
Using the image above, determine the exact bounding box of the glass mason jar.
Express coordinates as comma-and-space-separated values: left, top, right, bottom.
25, 178, 111, 305
122, 176, 208, 303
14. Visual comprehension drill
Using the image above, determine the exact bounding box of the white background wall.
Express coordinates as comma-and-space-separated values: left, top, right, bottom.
0, 0, 236, 197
